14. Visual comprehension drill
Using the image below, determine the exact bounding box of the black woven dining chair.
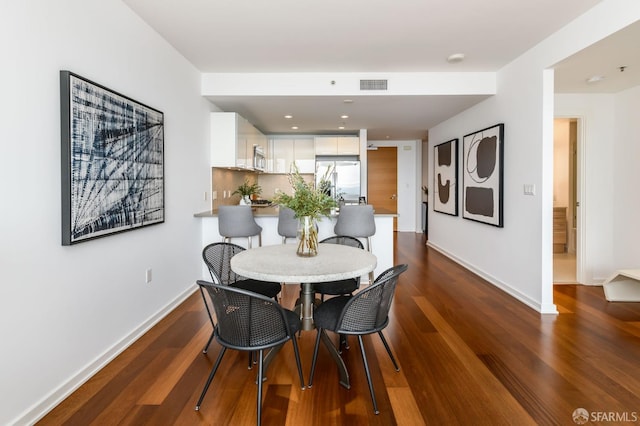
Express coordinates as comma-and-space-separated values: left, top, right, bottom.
308, 264, 408, 414
201, 242, 281, 354
313, 236, 365, 301
194, 281, 305, 426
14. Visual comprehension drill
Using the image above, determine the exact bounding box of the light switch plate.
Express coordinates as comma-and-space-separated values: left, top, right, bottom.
523, 184, 536, 195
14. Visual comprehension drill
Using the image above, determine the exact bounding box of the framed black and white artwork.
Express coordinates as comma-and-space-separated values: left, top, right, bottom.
433, 138, 458, 216
60, 71, 165, 245
462, 123, 504, 227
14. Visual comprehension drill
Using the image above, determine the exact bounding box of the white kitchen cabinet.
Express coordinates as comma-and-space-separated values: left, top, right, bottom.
271, 138, 294, 173
210, 112, 265, 169
314, 137, 338, 155
337, 136, 360, 155
314, 136, 360, 155
293, 138, 315, 173
268, 137, 315, 173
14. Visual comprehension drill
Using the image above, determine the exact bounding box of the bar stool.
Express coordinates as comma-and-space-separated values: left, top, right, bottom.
334, 204, 376, 283
277, 206, 298, 244
334, 204, 376, 252
218, 205, 262, 249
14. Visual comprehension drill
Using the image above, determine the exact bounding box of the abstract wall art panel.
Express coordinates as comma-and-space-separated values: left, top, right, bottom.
462, 123, 504, 227
433, 138, 458, 216
60, 71, 164, 245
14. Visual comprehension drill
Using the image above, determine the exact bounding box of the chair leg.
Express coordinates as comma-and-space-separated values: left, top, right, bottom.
290, 334, 306, 389
195, 347, 227, 410
357, 335, 379, 415
338, 334, 349, 353
366, 237, 374, 285
247, 236, 252, 249
378, 331, 399, 371
199, 286, 216, 353
308, 329, 323, 387
257, 349, 264, 426
202, 330, 215, 354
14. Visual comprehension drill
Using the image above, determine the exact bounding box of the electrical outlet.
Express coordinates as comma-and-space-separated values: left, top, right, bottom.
145, 268, 152, 284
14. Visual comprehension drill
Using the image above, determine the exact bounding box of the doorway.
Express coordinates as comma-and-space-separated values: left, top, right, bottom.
367, 147, 398, 230
553, 118, 578, 283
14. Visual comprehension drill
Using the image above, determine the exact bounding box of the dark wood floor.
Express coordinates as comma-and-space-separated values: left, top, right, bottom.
39, 233, 640, 425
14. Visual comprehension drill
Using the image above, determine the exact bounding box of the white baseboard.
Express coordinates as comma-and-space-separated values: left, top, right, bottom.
427, 241, 558, 315
15, 284, 198, 426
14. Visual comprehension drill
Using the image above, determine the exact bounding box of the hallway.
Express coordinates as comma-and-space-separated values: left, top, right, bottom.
554, 252, 577, 284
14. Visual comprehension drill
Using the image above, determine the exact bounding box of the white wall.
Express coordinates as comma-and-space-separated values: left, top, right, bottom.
367, 140, 421, 232
427, 0, 640, 313
0, 1, 211, 424
612, 85, 640, 268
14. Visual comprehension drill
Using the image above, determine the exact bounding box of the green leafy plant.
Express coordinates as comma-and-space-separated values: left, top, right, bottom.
318, 179, 332, 196
272, 165, 337, 221
232, 179, 262, 198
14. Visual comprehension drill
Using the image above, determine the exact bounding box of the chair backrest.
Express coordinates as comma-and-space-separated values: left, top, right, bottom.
336, 264, 408, 333
196, 280, 293, 350
218, 205, 262, 238
202, 242, 246, 285
334, 205, 376, 238
277, 206, 298, 239
320, 235, 364, 250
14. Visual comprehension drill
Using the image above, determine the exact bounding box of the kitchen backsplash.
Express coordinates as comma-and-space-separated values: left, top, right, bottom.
212, 168, 313, 209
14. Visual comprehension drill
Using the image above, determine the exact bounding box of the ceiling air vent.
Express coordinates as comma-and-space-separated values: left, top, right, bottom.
360, 79, 388, 91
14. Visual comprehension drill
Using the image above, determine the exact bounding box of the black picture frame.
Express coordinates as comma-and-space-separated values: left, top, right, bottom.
60, 71, 165, 245
462, 123, 504, 227
433, 138, 458, 216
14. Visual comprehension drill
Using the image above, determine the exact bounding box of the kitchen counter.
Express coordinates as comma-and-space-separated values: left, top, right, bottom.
193, 205, 398, 218
195, 204, 396, 279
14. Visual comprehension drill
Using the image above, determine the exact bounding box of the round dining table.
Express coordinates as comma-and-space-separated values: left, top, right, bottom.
231, 242, 377, 388
231, 243, 376, 327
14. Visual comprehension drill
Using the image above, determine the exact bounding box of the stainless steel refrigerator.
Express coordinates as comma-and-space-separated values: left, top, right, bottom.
315, 160, 361, 202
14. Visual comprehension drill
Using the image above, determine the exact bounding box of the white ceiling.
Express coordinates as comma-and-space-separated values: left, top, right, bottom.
122, 0, 637, 140
553, 21, 640, 93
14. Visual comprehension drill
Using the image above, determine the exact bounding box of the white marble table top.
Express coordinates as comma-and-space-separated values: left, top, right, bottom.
230, 243, 377, 283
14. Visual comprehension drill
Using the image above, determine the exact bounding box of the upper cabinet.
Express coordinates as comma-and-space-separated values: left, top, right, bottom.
210, 112, 266, 169
293, 138, 315, 173
268, 137, 315, 173
314, 136, 360, 156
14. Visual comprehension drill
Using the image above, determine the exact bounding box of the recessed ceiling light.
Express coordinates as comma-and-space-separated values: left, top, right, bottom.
340, 115, 349, 119
586, 75, 605, 84
338, 126, 345, 130
291, 126, 298, 130
284, 114, 293, 119
447, 53, 465, 64
343, 99, 353, 104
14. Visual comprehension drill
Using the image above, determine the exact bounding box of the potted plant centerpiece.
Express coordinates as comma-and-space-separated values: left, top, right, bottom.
272, 165, 336, 257
233, 179, 262, 205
